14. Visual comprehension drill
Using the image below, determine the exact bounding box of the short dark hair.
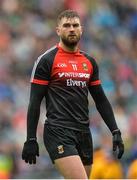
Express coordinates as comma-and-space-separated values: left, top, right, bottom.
57, 9, 80, 25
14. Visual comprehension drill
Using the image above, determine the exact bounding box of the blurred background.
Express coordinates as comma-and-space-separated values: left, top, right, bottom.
0, 0, 137, 179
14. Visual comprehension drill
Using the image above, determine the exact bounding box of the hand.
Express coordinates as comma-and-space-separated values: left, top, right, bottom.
112, 129, 124, 159
22, 140, 39, 164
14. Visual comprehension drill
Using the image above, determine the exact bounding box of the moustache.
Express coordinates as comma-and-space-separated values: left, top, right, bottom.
68, 34, 77, 36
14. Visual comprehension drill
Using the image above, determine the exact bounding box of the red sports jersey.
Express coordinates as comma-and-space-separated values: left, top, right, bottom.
31, 44, 101, 131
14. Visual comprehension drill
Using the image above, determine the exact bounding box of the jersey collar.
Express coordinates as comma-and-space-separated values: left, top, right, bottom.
57, 43, 80, 54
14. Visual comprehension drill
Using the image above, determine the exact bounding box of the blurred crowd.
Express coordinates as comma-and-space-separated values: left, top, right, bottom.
0, 0, 137, 178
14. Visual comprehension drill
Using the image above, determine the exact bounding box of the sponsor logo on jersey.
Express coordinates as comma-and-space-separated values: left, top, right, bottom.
58, 72, 90, 79
57, 63, 67, 67
57, 145, 64, 154
82, 63, 88, 71
67, 79, 86, 88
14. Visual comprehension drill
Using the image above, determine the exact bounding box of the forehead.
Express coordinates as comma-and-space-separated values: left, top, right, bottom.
59, 17, 81, 26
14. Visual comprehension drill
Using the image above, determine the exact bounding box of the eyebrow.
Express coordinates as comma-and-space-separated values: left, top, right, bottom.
62, 23, 80, 27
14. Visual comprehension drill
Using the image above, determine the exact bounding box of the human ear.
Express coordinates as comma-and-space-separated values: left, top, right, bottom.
80, 26, 83, 35
56, 26, 60, 36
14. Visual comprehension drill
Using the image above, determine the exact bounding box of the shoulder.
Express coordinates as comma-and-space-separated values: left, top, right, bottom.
37, 45, 58, 64
80, 50, 98, 66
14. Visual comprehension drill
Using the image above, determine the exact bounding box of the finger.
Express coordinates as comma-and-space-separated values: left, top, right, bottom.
25, 159, 29, 163
28, 158, 33, 164
33, 157, 36, 164
29, 156, 36, 164
22, 153, 26, 160
118, 150, 123, 159
22, 153, 29, 162
113, 143, 117, 151
118, 145, 124, 159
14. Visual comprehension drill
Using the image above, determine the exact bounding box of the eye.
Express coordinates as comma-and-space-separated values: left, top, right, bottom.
73, 23, 79, 28
63, 23, 71, 28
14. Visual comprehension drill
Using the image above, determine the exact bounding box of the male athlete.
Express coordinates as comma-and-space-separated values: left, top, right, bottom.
22, 10, 124, 179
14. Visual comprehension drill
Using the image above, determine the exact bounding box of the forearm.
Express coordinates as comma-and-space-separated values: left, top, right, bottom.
27, 98, 41, 140
95, 97, 118, 132
26, 84, 47, 140
89, 85, 118, 133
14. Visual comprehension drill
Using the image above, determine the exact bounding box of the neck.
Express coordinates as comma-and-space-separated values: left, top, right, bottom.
59, 41, 78, 53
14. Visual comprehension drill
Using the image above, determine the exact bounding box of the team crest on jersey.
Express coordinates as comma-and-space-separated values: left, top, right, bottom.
57, 145, 64, 154
82, 63, 88, 71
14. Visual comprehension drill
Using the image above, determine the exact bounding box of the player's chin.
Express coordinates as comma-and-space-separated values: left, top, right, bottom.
68, 40, 79, 46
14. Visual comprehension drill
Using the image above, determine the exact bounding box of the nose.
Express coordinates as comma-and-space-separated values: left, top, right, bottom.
69, 25, 74, 31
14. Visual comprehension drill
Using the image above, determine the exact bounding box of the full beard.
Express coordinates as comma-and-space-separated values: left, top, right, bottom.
61, 35, 81, 48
